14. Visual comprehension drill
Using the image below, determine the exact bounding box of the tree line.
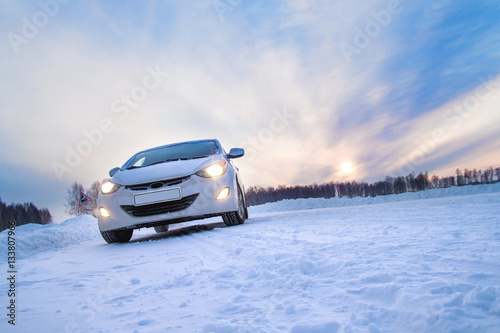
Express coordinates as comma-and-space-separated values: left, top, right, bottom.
0, 197, 52, 231
63, 166, 500, 217
2, 164, 497, 230
245, 166, 500, 206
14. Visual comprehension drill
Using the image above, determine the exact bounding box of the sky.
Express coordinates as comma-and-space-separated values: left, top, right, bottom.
1, 0, 499, 223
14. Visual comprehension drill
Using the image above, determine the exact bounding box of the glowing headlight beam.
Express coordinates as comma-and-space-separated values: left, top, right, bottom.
101, 179, 121, 194
206, 164, 225, 177
196, 161, 228, 178
99, 207, 110, 217
216, 187, 230, 200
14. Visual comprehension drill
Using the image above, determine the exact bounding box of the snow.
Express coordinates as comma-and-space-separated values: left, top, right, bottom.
1, 184, 500, 332
0, 215, 101, 261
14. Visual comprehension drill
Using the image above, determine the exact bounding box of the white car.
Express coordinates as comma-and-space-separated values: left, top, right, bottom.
97, 139, 247, 243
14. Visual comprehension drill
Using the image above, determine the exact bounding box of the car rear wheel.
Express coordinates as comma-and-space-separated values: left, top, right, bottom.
154, 225, 169, 233
222, 186, 246, 226
100, 229, 133, 244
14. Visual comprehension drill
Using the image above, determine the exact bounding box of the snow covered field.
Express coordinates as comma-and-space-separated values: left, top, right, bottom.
1, 184, 500, 332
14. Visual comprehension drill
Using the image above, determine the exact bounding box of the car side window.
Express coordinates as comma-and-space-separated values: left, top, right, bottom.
133, 157, 145, 167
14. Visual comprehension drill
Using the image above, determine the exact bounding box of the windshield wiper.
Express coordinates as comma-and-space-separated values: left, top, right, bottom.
126, 159, 178, 169
148, 158, 180, 166
188, 155, 209, 160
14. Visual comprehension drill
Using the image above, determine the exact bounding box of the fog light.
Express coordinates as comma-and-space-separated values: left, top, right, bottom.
216, 187, 230, 200
99, 207, 110, 217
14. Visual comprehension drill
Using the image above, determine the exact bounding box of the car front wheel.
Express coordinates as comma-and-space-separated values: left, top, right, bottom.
222, 186, 246, 226
100, 229, 133, 244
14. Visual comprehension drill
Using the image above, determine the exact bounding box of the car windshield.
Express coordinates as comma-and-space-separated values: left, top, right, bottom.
123, 141, 218, 169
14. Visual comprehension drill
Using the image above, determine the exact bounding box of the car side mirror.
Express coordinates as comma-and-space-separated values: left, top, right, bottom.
109, 167, 120, 177
227, 148, 244, 159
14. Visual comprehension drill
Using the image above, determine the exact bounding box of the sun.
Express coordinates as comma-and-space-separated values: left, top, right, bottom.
341, 161, 354, 174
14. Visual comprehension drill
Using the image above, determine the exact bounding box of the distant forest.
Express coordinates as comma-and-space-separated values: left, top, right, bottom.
63, 166, 500, 219
245, 167, 500, 206
0, 197, 52, 231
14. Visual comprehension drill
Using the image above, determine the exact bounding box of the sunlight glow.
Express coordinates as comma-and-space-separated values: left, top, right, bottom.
341, 161, 354, 174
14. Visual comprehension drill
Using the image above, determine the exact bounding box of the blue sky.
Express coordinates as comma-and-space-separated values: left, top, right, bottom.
1, 0, 500, 222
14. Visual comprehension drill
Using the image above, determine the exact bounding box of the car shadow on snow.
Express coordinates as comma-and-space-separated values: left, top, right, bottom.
130, 221, 227, 243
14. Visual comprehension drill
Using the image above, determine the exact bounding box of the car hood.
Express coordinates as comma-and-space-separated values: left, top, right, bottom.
111, 155, 221, 185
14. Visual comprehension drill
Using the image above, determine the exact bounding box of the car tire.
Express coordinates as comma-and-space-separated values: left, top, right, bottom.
222, 186, 246, 226
100, 229, 133, 244
154, 225, 169, 233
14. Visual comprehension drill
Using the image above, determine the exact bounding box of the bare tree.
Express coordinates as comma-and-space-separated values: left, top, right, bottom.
456, 168, 464, 186
463, 168, 470, 185
472, 169, 479, 183
431, 175, 440, 188
484, 167, 494, 184
65, 182, 87, 216
86, 181, 101, 217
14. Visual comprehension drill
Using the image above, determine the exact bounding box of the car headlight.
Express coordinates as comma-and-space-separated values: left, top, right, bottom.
99, 207, 110, 217
101, 179, 121, 194
196, 161, 228, 178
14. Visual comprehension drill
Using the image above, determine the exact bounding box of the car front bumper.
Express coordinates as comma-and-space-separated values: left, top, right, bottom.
97, 170, 240, 232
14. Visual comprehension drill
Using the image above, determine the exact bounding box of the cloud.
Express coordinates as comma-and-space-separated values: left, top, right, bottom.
391, 76, 500, 173
1, 0, 499, 222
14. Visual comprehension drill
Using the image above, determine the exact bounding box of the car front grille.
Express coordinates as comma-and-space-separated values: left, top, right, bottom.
124, 176, 191, 191
120, 194, 199, 217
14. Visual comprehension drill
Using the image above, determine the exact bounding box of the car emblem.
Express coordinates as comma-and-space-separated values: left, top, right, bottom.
150, 182, 164, 189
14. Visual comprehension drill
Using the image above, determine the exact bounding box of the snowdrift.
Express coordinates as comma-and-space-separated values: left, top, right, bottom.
0, 215, 100, 260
